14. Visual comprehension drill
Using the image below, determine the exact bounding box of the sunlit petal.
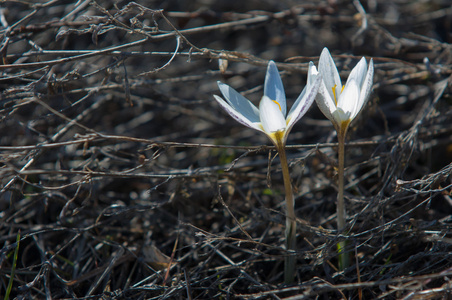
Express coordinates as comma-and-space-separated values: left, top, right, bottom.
213, 95, 263, 132
337, 79, 360, 118
217, 82, 260, 123
307, 61, 320, 87
353, 58, 374, 119
264, 61, 287, 116
288, 61, 319, 117
259, 95, 287, 134
314, 58, 337, 125
286, 72, 322, 135
345, 57, 367, 89
315, 82, 337, 125
319, 47, 342, 101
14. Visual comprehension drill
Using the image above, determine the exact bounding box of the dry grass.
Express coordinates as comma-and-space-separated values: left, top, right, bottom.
1, 0, 452, 299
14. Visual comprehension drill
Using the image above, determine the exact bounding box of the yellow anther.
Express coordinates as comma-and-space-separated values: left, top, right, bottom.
272, 100, 282, 111
332, 84, 338, 105
332, 84, 345, 106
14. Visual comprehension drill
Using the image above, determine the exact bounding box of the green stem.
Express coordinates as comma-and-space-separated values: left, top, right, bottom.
337, 132, 346, 233
275, 139, 296, 284
337, 130, 350, 270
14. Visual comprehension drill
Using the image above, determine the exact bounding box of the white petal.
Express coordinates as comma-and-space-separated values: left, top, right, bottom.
259, 95, 287, 134
319, 47, 342, 101
345, 57, 367, 89
337, 79, 360, 119
307, 61, 319, 86
307, 62, 337, 124
288, 61, 318, 117
353, 58, 374, 119
213, 95, 263, 132
264, 61, 287, 116
217, 81, 260, 123
286, 70, 322, 133
332, 107, 351, 127
315, 81, 338, 126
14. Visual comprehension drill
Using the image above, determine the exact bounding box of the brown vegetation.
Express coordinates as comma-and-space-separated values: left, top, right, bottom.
1, 0, 452, 298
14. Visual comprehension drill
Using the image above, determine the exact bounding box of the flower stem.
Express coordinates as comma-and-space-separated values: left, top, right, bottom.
275, 140, 296, 284
337, 130, 350, 270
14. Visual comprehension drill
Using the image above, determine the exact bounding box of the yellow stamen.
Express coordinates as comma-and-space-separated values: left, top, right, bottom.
332, 84, 338, 105
272, 100, 282, 111
332, 84, 345, 106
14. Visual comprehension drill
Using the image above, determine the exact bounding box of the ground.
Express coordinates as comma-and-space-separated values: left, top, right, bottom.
1, 0, 452, 299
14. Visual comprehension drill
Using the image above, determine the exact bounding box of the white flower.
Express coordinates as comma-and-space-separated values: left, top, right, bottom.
312, 47, 374, 135
214, 60, 321, 146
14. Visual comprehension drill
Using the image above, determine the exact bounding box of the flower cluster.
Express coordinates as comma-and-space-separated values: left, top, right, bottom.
213, 47, 374, 281
214, 47, 373, 148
